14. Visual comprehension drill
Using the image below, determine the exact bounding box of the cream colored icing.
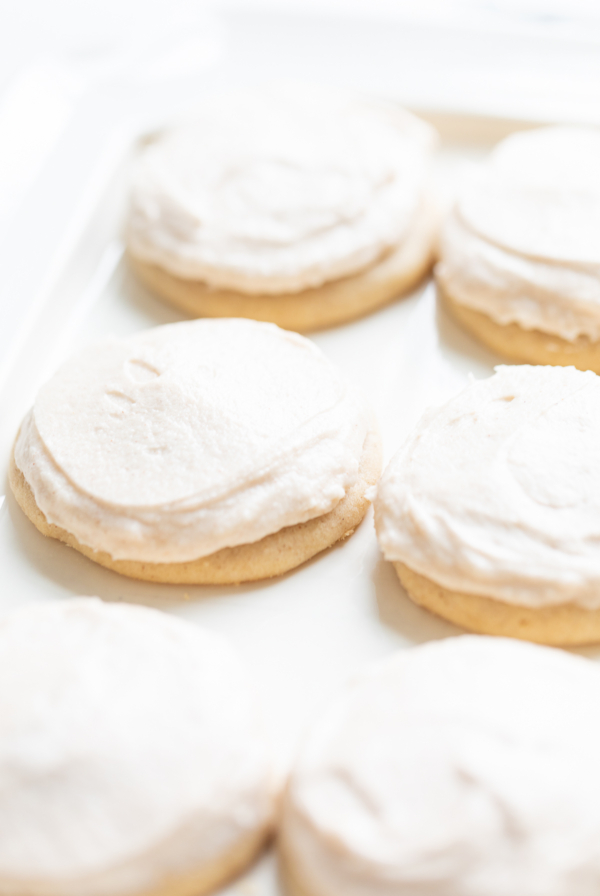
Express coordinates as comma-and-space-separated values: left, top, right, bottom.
15, 319, 372, 563
0, 598, 273, 896
282, 636, 600, 896
436, 127, 600, 341
128, 88, 436, 294
375, 365, 600, 609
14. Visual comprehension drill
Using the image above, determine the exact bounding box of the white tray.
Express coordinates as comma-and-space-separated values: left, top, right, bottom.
0, 81, 595, 894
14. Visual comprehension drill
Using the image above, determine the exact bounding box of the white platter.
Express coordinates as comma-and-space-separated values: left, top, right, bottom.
1, 68, 597, 896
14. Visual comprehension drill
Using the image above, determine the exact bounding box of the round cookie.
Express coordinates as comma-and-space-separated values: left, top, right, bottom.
281, 636, 600, 896
128, 88, 438, 331
436, 126, 600, 370
374, 364, 600, 645
0, 598, 274, 896
12, 318, 381, 584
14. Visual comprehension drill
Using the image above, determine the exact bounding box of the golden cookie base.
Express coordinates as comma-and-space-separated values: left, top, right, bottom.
439, 284, 600, 373
395, 561, 600, 646
277, 845, 315, 896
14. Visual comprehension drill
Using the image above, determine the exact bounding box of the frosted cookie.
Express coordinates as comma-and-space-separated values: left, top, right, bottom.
374, 365, 600, 645
127, 88, 438, 332
436, 126, 600, 371
11, 318, 380, 583
281, 636, 600, 896
0, 597, 274, 896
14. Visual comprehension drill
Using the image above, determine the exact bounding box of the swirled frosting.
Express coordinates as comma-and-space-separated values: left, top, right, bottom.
375, 365, 600, 609
437, 127, 600, 341
0, 598, 273, 896
128, 88, 436, 294
282, 636, 600, 896
15, 319, 372, 563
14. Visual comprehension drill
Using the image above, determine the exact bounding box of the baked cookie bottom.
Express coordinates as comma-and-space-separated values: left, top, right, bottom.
395, 561, 600, 647
439, 285, 600, 373
128, 201, 437, 333
4, 823, 270, 896
9, 430, 381, 585
125, 824, 269, 896
277, 838, 320, 896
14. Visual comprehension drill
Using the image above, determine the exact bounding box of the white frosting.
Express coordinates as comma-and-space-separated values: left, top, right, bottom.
437, 127, 600, 341
438, 211, 600, 342
128, 88, 436, 294
375, 365, 600, 609
0, 598, 273, 896
283, 636, 600, 896
15, 319, 372, 563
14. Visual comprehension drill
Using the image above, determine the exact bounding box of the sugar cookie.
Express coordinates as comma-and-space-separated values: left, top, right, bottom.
128, 88, 437, 331
437, 127, 600, 370
12, 319, 380, 583
281, 636, 600, 896
375, 364, 600, 644
0, 598, 273, 896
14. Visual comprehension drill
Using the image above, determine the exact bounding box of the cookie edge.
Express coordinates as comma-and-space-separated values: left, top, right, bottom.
438, 283, 600, 373
128, 198, 438, 333
9, 429, 382, 585
394, 560, 600, 646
